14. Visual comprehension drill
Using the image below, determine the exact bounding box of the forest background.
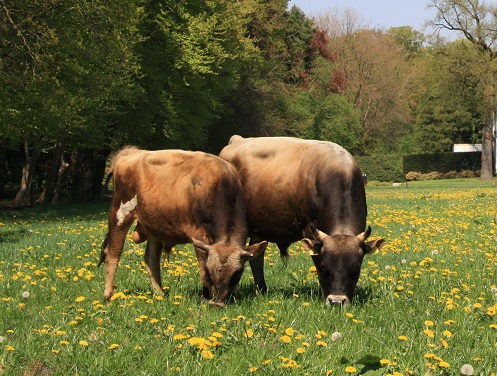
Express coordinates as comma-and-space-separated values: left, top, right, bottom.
1, 0, 497, 205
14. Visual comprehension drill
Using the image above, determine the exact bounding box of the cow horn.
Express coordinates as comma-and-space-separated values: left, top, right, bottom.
192, 238, 210, 254
356, 226, 372, 243
309, 224, 328, 242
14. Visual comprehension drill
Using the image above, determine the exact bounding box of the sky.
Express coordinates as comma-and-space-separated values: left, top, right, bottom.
288, 0, 437, 33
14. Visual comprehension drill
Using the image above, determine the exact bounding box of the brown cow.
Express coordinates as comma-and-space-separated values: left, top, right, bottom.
99, 146, 267, 307
219, 135, 384, 305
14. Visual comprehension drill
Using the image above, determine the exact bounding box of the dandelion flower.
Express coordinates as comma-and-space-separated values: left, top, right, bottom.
201, 350, 214, 359
316, 340, 327, 347
424, 320, 434, 327
245, 329, 254, 338
345, 366, 356, 373
22, 291, 30, 299
108, 344, 119, 350
285, 328, 295, 336
331, 332, 342, 341
296, 347, 306, 354
6, 345, 14, 351
423, 329, 435, 338
79, 340, 89, 346
75, 296, 85, 302
380, 359, 390, 366
398, 335, 408, 341
280, 335, 291, 343
60, 340, 69, 346
460, 364, 474, 375
249, 366, 258, 372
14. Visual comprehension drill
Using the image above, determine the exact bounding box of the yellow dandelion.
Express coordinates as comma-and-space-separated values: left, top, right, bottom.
245, 329, 254, 338
280, 335, 291, 343
51, 349, 59, 354
60, 340, 69, 345
248, 366, 258, 372
423, 329, 435, 338
345, 366, 357, 373
108, 344, 119, 350
296, 347, 306, 354
79, 340, 89, 346
75, 296, 85, 302
201, 350, 214, 359
380, 359, 390, 366
6, 345, 14, 351
439, 361, 450, 369
285, 328, 295, 336
424, 320, 434, 327
398, 335, 408, 341
316, 341, 327, 347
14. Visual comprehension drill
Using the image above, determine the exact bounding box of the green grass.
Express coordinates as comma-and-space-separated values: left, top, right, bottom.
1, 181, 497, 375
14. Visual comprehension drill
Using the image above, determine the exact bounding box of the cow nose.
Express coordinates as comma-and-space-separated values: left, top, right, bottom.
208, 300, 225, 309
326, 294, 349, 306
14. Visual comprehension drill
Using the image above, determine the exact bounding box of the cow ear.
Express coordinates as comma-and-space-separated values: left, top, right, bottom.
246, 241, 268, 258
192, 238, 210, 254
362, 238, 385, 254
301, 238, 322, 256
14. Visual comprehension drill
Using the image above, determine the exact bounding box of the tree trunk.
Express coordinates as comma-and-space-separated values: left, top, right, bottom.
51, 157, 69, 204
37, 144, 64, 204
481, 80, 495, 181
14, 143, 41, 205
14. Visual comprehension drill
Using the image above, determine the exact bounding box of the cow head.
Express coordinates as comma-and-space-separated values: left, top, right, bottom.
302, 225, 384, 306
192, 239, 268, 308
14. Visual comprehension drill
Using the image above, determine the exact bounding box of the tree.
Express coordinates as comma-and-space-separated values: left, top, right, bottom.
427, 0, 497, 179
316, 8, 412, 154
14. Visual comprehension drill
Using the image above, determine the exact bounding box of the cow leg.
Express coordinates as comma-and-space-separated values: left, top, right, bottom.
144, 238, 165, 296
103, 220, 133, 301
248, 237, 267, 294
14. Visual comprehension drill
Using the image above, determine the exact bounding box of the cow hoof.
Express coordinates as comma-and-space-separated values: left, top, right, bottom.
104, 290, 114, 301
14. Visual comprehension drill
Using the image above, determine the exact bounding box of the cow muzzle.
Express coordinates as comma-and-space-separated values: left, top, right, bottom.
207, 300, 225, 309
326, 294, 350, 306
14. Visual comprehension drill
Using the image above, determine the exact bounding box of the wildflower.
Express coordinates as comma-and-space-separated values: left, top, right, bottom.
345, 366, 357, 373
201, 350, 214, 359
331, 332, 342, 341
423, 329, 435, 338
438, 361, 450, 369
380, 359, 390, 366
398, 335, 408, 341
60, 340, 69, 345
51, 349, 59, 354
280, 335, 291, 343
75, 296, 85, 302
460, 364, 474, 375
245, 329, 254, 338
296, 347, 306, 354
249, 366, 258, 372
0, 336, 4, 343
108, 344, 119, 350
79, 340, 88, 346
443, 330, 452, 337
316, 340, 327, 347
22, 291, 30, 299
6, 345, 14, 351
285, 328, 295, 336
173, 334, 186, 340
424, 320, 434, 327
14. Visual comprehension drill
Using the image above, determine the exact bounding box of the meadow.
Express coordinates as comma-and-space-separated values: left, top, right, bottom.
1, 179, 497, 375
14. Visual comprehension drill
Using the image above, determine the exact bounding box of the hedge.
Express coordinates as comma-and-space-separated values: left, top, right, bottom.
402, 152, 481, 176
355, 154, 404, 182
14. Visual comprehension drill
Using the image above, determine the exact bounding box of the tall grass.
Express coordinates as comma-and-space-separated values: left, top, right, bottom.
1, 180, 497, 375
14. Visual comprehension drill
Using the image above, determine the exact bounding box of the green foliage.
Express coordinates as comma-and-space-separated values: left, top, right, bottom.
355, 154, 404, 182
403, 152, 481, 176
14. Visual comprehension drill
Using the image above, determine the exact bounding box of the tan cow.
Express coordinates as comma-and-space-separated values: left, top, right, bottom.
99, 146, 267, 307
220, 135, 384, 305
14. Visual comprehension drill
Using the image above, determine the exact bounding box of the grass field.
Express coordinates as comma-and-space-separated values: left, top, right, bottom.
1, 178, 497, 375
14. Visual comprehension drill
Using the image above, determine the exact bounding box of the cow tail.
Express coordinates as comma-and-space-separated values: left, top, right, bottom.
98, 233, 109, 268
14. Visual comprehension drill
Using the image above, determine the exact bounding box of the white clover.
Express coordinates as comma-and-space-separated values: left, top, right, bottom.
401, 259, 407, 265
460, 364, 474, 375
331, 332, 342, 342
384, 265, 391, 271
22, 291, 30, 299
432, 249, 439, 255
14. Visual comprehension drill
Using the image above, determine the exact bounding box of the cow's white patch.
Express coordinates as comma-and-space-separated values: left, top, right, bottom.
116, 195, 137, 226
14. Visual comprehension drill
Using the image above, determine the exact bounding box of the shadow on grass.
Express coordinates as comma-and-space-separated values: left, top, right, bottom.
0, 227, 30, 243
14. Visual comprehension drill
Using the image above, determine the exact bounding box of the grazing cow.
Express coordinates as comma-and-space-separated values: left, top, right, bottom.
99, 147, 267, 307
219, 135, 384, 305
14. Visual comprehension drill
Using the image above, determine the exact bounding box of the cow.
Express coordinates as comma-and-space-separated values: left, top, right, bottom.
219, 135, 384, 305
99, 146, 267, 307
